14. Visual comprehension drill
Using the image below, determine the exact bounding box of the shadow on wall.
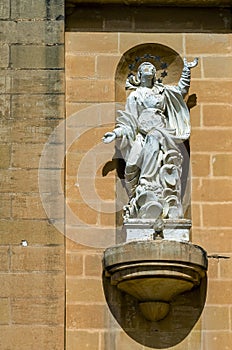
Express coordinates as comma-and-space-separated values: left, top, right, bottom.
65, 4, 231, 34
103, 272, 207, 348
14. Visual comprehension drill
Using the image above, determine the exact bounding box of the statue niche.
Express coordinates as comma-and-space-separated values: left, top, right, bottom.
102, 46, 208, 349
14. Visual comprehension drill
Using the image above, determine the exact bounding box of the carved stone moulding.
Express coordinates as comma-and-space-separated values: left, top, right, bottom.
68, 0, 231, 6
123, 218, 192, 242
103, 240, 207, 322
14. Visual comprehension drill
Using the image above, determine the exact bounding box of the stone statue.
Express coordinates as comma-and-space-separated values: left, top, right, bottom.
103, 57, 198, 221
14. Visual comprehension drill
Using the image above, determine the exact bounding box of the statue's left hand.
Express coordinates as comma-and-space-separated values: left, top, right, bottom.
102, 132, 116, 144
183, 57, 199, 69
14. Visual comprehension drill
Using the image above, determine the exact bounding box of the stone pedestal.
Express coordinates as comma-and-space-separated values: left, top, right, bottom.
123, 218, 191, 242
103, 239, 207, 322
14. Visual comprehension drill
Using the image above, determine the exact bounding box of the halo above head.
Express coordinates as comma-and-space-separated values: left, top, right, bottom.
115, 43, 183, 100
127, 54, 168, 87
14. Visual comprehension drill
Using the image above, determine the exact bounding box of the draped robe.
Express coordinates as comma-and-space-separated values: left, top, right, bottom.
113, 67, 191, 218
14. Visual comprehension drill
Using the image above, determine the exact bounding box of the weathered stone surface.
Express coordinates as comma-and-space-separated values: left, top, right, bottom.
203, 56, 232, 78
66, 55, 96, 78
0, 247, 9, 272
66, 278, 105, 303
0, 44, 9, 68
11, 45, 64, 69
12, 94, 64, 119
0, 0, 65, 348
193, 228, 232, 253
191, 153, 210, 177
11, 0, 64, 19
192, 179, 232, 202
0, 219, 64, 245
191, 129, 232, 152
11, 194, 47, 220
202, 203, 232, 227
207, 280, 232, 305
0, 95, 10, 119
114, 331, 150, 350
212, 154, 232, 176
11, 246, 64, 272
11, 298, 64, 325
203, 306, 230, 330
0, 273, 64, 298
66, 32, 119, 54
85, 254, 102, 277
0, 73, 11, 93
96, 55, 121, 78
66, 304, 109, 329
0, 194, 11, 219
203, 104, 232, 127
0, 144, 11, 169
0, 21, 63, 44
186, 33, 232, 54
66, 78, 115, 102
0, 325, 64, 349
66, 330, 99, 350
202, 332, 232, 350
0, 1, 10, 19
0, 169, 40, 193
66, 253, 83, 276
0, 298, 10, 325
10, 70, 64, 94
119, 33, 184, 56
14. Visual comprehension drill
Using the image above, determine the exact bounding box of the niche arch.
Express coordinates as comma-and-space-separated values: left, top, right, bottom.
115, 43, 184, 103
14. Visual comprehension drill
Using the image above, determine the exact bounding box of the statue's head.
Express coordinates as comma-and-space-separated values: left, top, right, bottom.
126, 61, 157, 89
137, 62, 157, 82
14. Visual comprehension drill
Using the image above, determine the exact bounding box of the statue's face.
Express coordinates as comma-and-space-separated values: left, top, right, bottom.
139, 63, 156, 79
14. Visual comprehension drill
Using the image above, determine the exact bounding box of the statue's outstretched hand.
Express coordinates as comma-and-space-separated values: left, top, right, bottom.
183, 57, 199, 69
102, 132, 116, 144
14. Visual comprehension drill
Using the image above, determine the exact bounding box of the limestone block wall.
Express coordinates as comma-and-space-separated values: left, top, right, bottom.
0, 1, 231, 349
189, 34, 232, 349
65, 4, 232, 350
0, 1, 65, 349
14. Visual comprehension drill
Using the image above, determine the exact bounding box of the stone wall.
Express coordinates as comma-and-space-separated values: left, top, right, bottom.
0, 1, 231, 349
0, 1, 65, 349
65, 4, 232, 350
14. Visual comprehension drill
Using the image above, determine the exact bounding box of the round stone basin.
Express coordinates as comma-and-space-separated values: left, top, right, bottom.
103, 240, 207, 321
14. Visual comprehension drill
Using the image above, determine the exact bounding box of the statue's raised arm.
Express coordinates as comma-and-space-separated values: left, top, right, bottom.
184, 57, 198, 69
177, 57, 198, 97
